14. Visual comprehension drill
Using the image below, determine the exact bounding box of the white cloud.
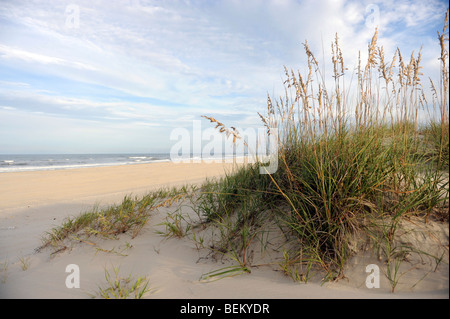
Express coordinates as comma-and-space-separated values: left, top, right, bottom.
0, 44, 97, 70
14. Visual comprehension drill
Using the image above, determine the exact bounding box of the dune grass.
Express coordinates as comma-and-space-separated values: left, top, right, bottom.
94, 265, 151, 299
197, 11, 449, 286
40, 187, 192, 252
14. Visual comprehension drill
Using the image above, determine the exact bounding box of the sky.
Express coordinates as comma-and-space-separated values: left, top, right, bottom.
0, 0, 448, 154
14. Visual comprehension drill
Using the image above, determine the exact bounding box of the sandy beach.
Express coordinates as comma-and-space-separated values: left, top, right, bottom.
0, 161, 240, 211
0, 161, 448, 299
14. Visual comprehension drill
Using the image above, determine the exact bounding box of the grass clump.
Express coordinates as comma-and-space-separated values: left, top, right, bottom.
18, 256, 31, 271
0, 260, 8, 283
197, 11, 449, 285
40, 187, 191, 252
95, 265, 151, 299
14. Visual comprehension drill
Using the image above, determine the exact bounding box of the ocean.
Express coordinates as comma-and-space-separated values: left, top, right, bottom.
0, 153, 243, 173
0, 153, 172, 173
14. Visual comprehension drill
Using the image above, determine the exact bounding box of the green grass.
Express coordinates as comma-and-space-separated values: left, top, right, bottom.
94, 265, 151, 299
196, 11, 449, 286
40, 187, 192, 252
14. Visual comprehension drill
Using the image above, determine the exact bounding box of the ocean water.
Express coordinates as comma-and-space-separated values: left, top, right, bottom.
0, 153, 172, 173
0, 153, 243, 173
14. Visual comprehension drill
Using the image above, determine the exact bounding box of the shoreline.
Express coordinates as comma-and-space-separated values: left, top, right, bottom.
0, 154, 251, 174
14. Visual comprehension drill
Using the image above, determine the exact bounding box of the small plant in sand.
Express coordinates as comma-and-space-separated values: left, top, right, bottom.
0, 260, 8, 283
95, 265, 151, 299
155, 193, 193, 238
18, 256, 31, 271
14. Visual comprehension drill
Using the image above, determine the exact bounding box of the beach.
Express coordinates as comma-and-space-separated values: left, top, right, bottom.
0, 160, 239, 211
0, 161, 448, 299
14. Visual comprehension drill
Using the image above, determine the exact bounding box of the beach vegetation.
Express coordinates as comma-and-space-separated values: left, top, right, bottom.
94, 265, 151, 299
197, 11, 449, 286
40, 187, 191, 252
0, 260, 8, 283
18, 256, 31, 271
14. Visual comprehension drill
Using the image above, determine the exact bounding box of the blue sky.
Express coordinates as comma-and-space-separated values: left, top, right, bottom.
0, 0, 448, 154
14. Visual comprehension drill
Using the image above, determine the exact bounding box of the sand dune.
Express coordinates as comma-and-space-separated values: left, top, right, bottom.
0, 162, 448, 299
